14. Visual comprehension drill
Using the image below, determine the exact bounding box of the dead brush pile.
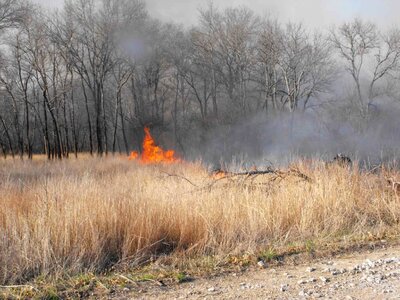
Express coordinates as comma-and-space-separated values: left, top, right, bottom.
0, 156, 400, 284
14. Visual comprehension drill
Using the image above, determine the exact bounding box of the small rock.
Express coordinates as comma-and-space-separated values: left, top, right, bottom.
387, 271, 400, 277
280, 284, 289, 292
331, 269, 340, 276
306, 267, 317, 272
366, 259, 375, 267
207, 287, 216, 292
239, 282, 251, 290
314, 293, 322, 298
122, 287, 130, 292
319, 276, 330, 283
345, 296, 354, 300
297, 279, 307, 285
307, 278, 317, 283
351, 265, 361, 274
257, 260, 267, 268
299, 290, 308, 297
384, 258, 393, 264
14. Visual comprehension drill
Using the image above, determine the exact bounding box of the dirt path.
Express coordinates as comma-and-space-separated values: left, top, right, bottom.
129, 245, 400, 299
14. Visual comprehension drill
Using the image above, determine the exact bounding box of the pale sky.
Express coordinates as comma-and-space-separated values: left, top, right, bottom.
33, 0, 400, 29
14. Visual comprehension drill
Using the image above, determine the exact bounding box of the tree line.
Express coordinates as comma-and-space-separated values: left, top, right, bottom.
0, 0, 399, 159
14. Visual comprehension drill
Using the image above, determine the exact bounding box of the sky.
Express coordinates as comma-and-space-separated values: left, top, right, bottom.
33, 0, 400, 30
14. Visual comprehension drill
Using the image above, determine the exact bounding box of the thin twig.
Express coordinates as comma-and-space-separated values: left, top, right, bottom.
288, 168, 313, 182
0, 285, 39, 291
160, 171, 199, 187
117, 274, 139, 286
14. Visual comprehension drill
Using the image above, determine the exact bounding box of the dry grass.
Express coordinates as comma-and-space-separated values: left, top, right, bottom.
1, 156, 400, 285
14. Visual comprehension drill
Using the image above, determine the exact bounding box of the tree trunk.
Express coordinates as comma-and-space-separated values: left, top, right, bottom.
101, 84, 108, 155
119, 99, 129, 156
82, 80, 93, 156
0, 114, 15, 158
212, 68, 218, 119
24, 96, 32, 159
95, 84, 104, 156
0, 140, 6, 159
112, 92, 119, 154
43, 89, 63, 160
62, 86, 70, 158
69, 71, 78, 158
42, 94, 51, 160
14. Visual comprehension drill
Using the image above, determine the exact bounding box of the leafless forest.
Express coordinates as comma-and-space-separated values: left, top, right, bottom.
0, 0, 400, 162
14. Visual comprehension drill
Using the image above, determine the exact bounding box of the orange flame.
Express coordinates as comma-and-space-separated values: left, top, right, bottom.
129, 151, 139, 160
212, 170, 228, 179
129, 127, 179, 164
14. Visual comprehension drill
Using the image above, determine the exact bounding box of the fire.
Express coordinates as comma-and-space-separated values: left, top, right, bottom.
129, 127, 179, 164
211, 167, 231, 179
129, 151, 139, 160
213, 169, 228, 179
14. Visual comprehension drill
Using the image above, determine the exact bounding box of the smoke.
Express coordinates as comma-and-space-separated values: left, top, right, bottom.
189, 98, 400, 169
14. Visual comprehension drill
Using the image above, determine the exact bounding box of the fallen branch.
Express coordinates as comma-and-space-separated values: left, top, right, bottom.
224, 169, 277, 177
213, 167, 312, 183
167, 166, 312, 197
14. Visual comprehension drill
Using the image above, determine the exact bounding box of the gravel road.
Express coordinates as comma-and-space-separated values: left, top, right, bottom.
130, 245, 400, 299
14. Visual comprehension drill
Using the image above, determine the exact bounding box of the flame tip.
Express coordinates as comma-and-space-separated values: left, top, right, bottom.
130, 127, 179, 164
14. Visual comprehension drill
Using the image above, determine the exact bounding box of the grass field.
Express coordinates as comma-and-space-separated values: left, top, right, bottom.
1, 155, 400, 291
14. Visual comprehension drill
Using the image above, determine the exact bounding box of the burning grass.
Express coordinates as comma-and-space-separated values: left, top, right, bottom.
129, 127, 179, 163
1, 156, 400, 286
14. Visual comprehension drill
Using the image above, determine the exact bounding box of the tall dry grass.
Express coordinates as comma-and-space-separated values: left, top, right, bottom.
0, 156, 400, 284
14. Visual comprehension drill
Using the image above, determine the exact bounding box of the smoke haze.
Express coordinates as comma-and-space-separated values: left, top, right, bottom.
33, 0, 400, 29
192, 99, 400, 168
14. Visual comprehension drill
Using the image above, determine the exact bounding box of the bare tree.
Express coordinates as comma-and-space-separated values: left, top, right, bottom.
111, 56, 132, 154
0, 30, 34, 159
195, 5, 261, 118
257, 18, 282, 113
24, 17, 65, 159
276, 23, 334, 112
330, 18, 400, 116
0, 0, 31, 30
53, 0, 146, 156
